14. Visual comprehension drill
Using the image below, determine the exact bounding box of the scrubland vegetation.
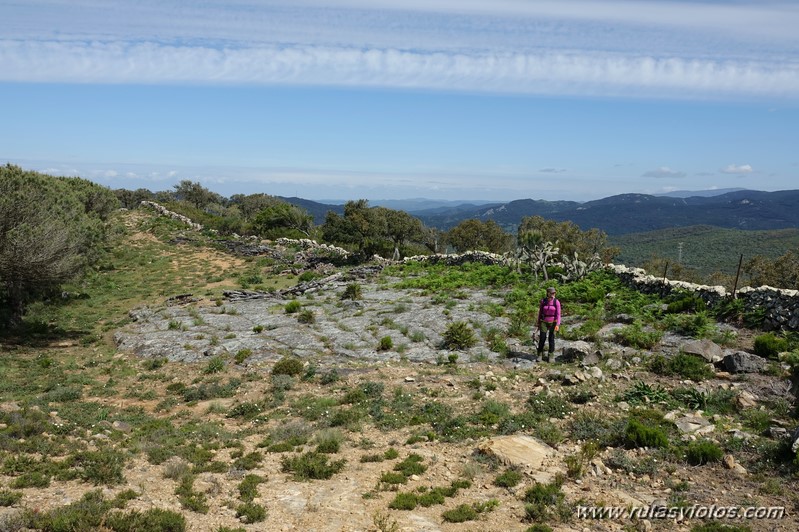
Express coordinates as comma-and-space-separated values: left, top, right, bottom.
1, 166, 798, 531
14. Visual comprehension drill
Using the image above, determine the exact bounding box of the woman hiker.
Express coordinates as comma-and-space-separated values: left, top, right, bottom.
536, 286, 561, 360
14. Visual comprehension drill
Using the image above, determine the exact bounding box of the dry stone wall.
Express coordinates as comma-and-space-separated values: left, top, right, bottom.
137, 202, 799, 331
608, 264, 799, 332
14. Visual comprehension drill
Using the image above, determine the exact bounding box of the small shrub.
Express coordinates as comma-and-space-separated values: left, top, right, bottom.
685, 440, 723, 465
389, 492, 418, 510
203, 356, 225, 374
753, 333, 788, 359
377, 336, 393, 351
624, 419, 669, 449
494, 469, 522, 488
384, 448, 399, 460
0, 489, 22, 506
441, 500, 497, 524
442, 504, 478, 523
379, 472, 408, 486
315, 428, 344, 454
144, 357, 168, 371
615, 323, 662, 349
233, 452, 263, 470
252, 325, 264, 333
297, 270, 317, 283
320, 369, 340, 384
394, 454, 427, 476
272, 356, 304, 376
297, 309, 315, 324
649, 354, 713, 382
234, 348, 253, 364
442, 321, 477, 350
342, 283, 362, 300
281, 452, 346, 481
236, 502, 266, 523
523, 477, 566, 523
284, 300, 301, 314
105, 508, 187, 531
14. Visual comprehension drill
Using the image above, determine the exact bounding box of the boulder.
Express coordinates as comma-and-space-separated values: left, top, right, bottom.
681, 339, 723, 363
721, 351, 767, 374
560, 341, 595, 363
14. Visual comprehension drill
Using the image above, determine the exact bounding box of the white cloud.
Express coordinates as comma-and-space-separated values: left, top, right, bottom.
2, 40, 797, 98
642, 166, 686, 178
540, 168, 567, 173
720, 164, 753, 174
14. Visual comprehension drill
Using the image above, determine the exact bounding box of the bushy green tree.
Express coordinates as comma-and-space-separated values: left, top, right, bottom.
379, 207, 424, 259
744, 250, 799, 289
252, 202, 313, 238
114, 187, 155, 209
446, 219, 512, 253
172, 180, 223, 209
0, 165, 112, 325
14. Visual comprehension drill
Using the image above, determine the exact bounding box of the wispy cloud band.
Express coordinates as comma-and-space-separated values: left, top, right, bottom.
3, 40, 798, 98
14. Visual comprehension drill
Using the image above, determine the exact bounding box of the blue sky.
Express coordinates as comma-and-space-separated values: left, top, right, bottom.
1, 1, 798, 202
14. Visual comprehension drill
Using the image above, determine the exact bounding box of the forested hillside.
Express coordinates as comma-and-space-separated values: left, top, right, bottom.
610, 226, 799, 277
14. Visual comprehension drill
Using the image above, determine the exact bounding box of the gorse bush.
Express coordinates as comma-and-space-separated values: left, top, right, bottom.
685, 440, 724, 465
753, 333, 788, 359
284, 300, 301, 314
624, 418, 669, 449
442, 321, 477, 350
341, 283, 362, 300
649, 354, 713, 382
377, 336, 393, 351
272, 356, 304, 376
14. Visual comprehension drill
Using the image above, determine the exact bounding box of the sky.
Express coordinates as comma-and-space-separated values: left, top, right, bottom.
1, 0, 798, 203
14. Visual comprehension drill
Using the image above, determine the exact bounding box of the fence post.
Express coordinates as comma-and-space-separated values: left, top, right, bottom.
732, 254, 743, 299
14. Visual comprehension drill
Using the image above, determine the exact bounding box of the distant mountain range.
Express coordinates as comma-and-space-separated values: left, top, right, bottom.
281, 189, 799, 236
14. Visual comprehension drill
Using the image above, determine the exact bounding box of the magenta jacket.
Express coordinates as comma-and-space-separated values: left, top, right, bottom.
537, 297, 561, 326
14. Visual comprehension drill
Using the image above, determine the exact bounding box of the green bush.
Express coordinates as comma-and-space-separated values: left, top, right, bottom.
238, 474, 266, 503
203, 356, 225, 374
234, 349, 252, 364
297, 271, 318, 283
494, 469, 522, 488
649, 354, 713, 382
685, 440, 723, 465
0, 489, 22, 506
442, 503, 478, 523
284, 300, 301, 314
297, 309, 315, 324
442, 321, 477, 350
342, 283, 362, 300
272, 356, 304, 376
280, 452, 346, 481
105, 508, 187, 531
377, 336, 393, 351
523, 477, 566, 523
388, 492, 418, 510
753, 333, 788, 359
624, 419, 669, 449
615, 323, 663, 349
236, 502, 267, 523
